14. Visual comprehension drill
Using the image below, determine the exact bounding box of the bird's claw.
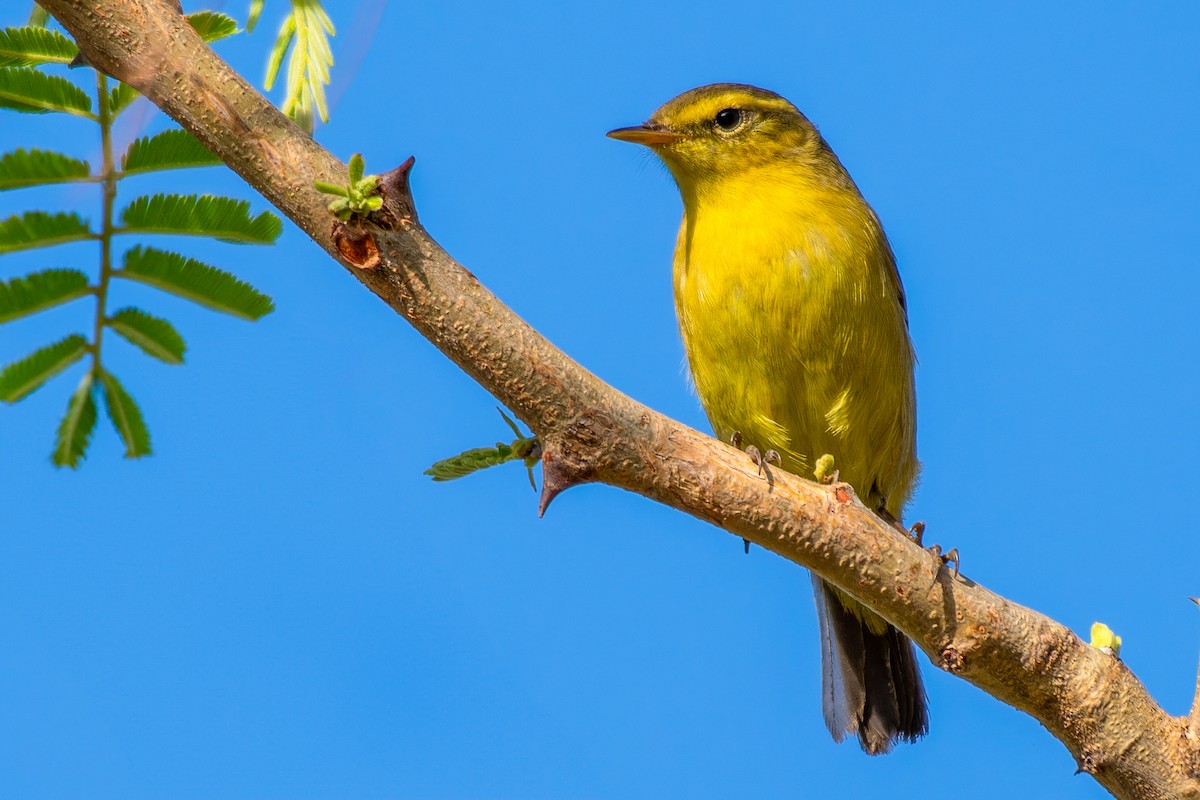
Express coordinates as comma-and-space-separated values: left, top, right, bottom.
890, 517, 952, 576
928, 543, 960, 578
730, 432, 778, 478
744, 445, 780, 476
943, 547, 960, 577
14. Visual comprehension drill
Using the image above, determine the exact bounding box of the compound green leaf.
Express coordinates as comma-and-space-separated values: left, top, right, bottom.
52, 371, 97, 468
118, 246, 273, 320
108, 81, 139, 117
0, 210, 91, 253
107, 307, 186, 364
0, 148, 90, 190
0, 333, 88, 402
0, 66, 92, 116
119, 194, 281, 244
0, 268, 91, 324
187, 11, 239, 44
0, 26, 77, 67
97, 368, 151, 458
121, 129, 221, 176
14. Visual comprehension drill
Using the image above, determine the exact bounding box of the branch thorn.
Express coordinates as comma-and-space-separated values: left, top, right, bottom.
375, 157, 419, 228
537, 445, 584, 518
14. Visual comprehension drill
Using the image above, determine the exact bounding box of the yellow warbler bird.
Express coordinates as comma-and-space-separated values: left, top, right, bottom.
608, 84, 927, 754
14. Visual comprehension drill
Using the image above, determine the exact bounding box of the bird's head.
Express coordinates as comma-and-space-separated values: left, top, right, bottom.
608, 83, 825, 190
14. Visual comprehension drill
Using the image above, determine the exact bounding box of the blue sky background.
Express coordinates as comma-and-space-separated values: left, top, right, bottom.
3, 2, 1199, 798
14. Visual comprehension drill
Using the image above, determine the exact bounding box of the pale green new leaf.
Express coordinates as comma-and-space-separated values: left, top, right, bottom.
108, 81, 139, 117
118, 246, 274, 320
300, 5, 333, 97
348, 153, 365, 184
0, 268, 91, 324
107, 307, 186, 365
98, 368, 151, 458
284, 8, 308, 116
121, 129, 221, 176
119, 194, 281, 244
265, 1, 334, 132
0, 148, 90, 190
0, 210, 91, 253
0, 66, 92, 116
0, 333, 88, 402
0, 26, 78, 67
52, 371, 97, 468
313, 180, 347, 196
263, 14, 295, 90
247, 0, 265, 32
289, 96, 314, 136
187, 11, 239, 44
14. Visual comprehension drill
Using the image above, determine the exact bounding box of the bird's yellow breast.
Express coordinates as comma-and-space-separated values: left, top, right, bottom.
672, 164, 917, 516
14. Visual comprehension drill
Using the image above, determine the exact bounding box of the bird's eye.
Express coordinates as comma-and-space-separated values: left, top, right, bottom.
714, 108, 743, 132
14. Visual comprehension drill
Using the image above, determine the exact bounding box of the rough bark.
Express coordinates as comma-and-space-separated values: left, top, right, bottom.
36, 2, 1200, 797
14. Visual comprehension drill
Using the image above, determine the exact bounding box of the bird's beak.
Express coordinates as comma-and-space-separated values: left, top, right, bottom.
606, 123, 685, 146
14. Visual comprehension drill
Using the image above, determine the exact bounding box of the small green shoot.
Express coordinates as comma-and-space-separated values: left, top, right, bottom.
425, 408, 541, 490
315, 153, 381, 221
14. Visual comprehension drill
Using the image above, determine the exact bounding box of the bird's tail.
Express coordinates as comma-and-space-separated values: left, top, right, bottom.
812, 575, 928, 755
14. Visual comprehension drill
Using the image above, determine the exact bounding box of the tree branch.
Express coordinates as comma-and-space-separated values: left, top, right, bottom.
39, 2, 1200, 797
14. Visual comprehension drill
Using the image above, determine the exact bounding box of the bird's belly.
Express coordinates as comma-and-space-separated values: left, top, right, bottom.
674, 251, 915, 511
679, 291, 830, 475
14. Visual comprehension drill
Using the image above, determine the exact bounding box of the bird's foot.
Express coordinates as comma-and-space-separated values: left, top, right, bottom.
929, 543, 960, 579
728, 431, 775, 544
729, 431, 780, 477
879, 512, 952, 576
746, 446, 781, 476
